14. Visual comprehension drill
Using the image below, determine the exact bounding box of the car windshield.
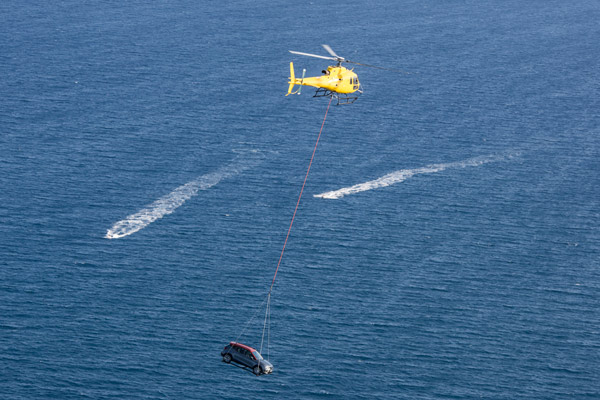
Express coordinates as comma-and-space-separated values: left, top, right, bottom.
252, 350, 263, 360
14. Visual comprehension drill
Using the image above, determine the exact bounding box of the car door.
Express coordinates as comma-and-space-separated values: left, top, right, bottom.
246, 350, 259, 369
239, 348, 257, 369
230, 345, 245, 364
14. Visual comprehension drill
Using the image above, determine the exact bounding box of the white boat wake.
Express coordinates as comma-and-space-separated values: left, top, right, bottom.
106, 154, 260, 239
314, 154, 513, 200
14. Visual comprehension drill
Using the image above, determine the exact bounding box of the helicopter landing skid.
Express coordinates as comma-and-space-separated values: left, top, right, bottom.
313, 88, 359, 105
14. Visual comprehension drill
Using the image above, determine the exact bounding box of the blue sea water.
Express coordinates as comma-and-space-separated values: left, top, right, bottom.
1, 0, 599, 398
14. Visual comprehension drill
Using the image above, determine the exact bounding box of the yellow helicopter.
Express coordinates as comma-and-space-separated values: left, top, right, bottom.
287, 45, 400, 105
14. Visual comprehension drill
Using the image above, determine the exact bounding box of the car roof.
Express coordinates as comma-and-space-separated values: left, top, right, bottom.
229, 341, 258, 353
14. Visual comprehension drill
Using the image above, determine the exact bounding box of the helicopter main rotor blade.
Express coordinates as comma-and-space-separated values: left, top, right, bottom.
321, 44, 344, 60
289, 50, 337, 61
289, 49, 411, 74
344, 60, 411, 74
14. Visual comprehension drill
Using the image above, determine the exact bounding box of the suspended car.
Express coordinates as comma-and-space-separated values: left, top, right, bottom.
221, 342, 273, 376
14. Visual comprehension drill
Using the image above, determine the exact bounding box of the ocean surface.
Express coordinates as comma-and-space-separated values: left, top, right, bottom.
1, 1, 599, 398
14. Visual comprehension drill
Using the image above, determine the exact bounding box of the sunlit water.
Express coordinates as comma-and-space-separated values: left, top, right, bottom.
1, 1, 599, 398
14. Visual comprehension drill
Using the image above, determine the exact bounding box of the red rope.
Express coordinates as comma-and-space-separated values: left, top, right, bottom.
270, 96, 333, 290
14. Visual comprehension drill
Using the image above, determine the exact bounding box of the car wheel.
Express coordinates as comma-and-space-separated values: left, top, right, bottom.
253, 366, 261, 376
223, 354, 232, 363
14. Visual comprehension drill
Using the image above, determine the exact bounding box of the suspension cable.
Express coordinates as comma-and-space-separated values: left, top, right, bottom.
233, 97, 333, 359
259, 292, 271, 354
269, 96, 333, 292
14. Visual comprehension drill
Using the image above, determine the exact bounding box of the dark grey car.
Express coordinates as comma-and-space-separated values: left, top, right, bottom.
221, 342, 273, 375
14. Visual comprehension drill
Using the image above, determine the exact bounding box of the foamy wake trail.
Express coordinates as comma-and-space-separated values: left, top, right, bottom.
314, 154, 511, 200
106, 155, 259, 239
